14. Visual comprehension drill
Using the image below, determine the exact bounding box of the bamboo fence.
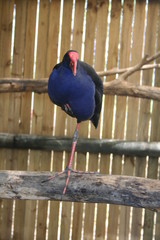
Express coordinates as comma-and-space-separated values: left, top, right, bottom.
0, 0, 160, 240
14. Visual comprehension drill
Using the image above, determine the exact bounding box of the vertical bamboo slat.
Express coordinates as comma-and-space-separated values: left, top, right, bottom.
107, 1, 134, 239
58, 1, 73, 240
152, 5, 160, 240
29, 1, 52, 239
142, 3, 159, 240
46, 1, 61, 240
93, 1, 109, 239
103, 1, 121, 239
117, 2, 134, 240
133, 0, 158, 239
11, 1, 29, 239
124, 2, 145, 240
0, 1, 14, 239
83, 1, 98, 239
71, 1, 86, 239
22, 1, 37, 239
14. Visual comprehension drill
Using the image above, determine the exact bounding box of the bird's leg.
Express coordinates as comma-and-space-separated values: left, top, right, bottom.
63, 123, 80, 194
41, 123, 80, 194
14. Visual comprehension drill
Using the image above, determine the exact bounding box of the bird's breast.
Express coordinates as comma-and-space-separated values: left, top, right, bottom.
48, 67, 96, 121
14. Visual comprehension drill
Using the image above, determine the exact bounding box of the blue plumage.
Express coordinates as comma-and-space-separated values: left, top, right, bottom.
48, 50, 103, 128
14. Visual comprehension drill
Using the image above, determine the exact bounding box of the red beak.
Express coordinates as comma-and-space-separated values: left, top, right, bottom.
72, 61, 77, 76
69, 52, 79, 76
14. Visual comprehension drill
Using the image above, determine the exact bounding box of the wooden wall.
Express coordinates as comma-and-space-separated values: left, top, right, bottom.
0, 0, 160, 239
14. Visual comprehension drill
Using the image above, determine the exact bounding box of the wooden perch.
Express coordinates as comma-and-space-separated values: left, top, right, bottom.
0, 78, 160, 101
0, 51, 160, 101
103, 80, 160, 101
0, 78, 48, 94
0, 170, 160, 211
0, 133, 160, 157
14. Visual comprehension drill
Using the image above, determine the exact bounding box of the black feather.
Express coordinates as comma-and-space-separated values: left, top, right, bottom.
79, 61, 103, 128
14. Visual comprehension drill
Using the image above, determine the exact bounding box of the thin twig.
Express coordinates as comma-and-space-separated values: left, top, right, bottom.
146, 50, 160, 63
97, 63, 160, 77
119, 50, 160, 81
97, 51, 160, 77
119, 55, 149, 80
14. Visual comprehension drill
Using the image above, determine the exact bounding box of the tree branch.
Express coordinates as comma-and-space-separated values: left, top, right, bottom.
0, 52, 160, 101
119, 54, 149, 80
0, 78, 48, 94
98, 51, 160, 77
0, 78, 160, 101
97, 63, 160, 77
103, 81, 160, 101
0, 170, 160, 211
102, 52, 160, 100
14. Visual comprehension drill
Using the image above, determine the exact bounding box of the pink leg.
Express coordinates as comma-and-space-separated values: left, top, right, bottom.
42, 123, 80, 194
63, 123, 80, 194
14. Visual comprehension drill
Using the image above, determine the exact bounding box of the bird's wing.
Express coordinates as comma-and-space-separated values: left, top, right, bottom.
79, 61, 103, 128
79, 61, 103, 92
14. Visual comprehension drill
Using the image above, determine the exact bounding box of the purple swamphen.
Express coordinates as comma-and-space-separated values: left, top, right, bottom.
48, 50, 103, 194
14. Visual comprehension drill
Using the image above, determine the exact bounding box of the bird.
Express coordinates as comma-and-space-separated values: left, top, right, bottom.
47, 50, 103, 194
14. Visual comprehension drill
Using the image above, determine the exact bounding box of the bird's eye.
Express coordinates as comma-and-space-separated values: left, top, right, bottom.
70, 62, 73, 67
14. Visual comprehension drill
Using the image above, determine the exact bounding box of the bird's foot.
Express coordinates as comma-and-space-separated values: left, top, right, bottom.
41, 167, 99, 195
62, 166, 72, 195
41, 170, 67, 184
63, 168, 100, 195
41, 167, 73, 195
